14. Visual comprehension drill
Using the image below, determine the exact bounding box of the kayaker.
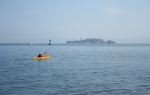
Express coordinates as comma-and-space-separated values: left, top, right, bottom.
38, 53, 42, 57
37, 52, 47, 57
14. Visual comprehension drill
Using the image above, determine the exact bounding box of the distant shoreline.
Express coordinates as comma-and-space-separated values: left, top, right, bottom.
0, 43, 150, 46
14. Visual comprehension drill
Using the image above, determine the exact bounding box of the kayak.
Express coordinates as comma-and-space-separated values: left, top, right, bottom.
32, 56, 49, 60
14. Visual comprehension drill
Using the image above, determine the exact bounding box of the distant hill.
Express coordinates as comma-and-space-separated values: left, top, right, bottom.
66, 38, 116, 45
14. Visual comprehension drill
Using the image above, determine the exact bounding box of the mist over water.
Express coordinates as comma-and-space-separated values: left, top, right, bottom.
0, 45, 150, 95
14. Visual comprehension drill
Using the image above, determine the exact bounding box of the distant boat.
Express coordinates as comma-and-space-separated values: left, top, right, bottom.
26, 42, 32, 45
49, 40, 52, 45
29, 42, 32, 45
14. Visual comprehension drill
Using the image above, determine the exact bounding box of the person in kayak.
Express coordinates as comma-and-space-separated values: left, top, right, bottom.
37, 52, 47, 57
38, 53, 42, 57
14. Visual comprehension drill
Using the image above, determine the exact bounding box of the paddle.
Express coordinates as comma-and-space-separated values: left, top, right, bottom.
41, 52, 47, 55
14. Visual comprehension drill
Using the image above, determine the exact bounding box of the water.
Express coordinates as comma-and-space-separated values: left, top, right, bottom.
0, 45, 150, 95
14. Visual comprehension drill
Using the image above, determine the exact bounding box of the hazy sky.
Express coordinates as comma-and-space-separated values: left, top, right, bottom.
0, 0, 150, 43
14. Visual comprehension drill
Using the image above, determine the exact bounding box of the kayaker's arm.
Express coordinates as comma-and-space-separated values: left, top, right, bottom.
41, 52, 47, 55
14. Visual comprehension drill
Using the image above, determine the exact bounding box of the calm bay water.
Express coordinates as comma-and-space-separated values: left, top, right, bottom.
0, 45, 150, 95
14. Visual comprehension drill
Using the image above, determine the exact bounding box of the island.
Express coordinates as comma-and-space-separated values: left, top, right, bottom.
66, 38, 116, 45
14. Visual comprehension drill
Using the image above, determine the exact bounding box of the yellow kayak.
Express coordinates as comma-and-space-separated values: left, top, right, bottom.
32, 56, 49, 60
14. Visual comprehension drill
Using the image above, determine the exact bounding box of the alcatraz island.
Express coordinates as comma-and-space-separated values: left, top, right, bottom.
66, 38, 116, 45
